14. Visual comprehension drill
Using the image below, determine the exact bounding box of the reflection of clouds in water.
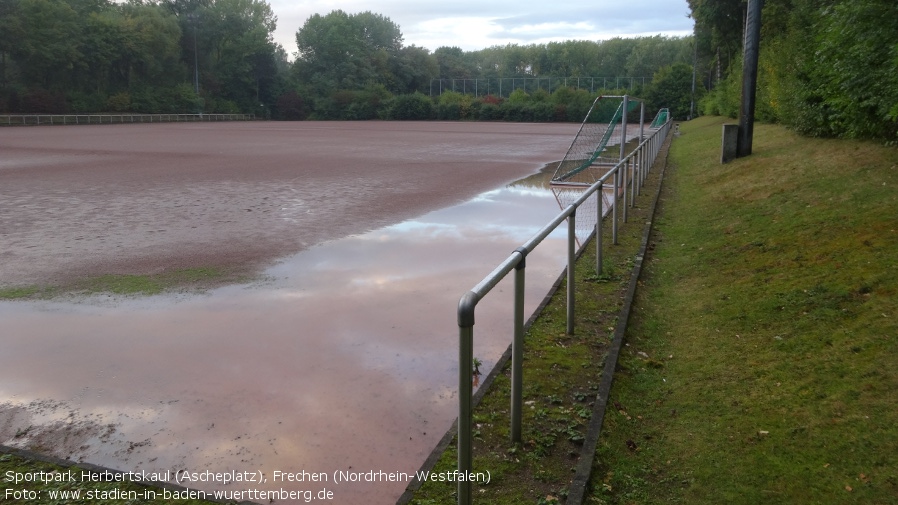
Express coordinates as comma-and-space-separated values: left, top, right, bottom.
379, 220, 461, 238
0, 174, 570, 502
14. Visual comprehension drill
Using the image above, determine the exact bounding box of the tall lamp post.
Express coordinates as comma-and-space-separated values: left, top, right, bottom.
737, 0, 762, 157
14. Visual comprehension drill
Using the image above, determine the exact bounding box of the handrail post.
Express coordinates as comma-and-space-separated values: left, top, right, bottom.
612, 167, 619, 245
511, 247, 527, 443
622, 158, 629, 222
635, 150, 642, 197
566, 209, 576, 335
596, 182, 603, 275
457, 291, 477, 505
619, 95, 628, 161
639, 101, 645, 143
642, 142, 647, 186
458, 324, 473, 505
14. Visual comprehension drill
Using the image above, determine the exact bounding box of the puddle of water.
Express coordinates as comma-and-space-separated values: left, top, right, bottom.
0, 171, 583, 503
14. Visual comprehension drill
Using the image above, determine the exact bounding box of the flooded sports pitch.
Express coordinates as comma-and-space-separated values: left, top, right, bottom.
0, 121, 581, 503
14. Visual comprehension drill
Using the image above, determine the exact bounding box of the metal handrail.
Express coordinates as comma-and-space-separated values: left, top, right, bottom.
454, 117, 672, 505
1, 113, 255, 126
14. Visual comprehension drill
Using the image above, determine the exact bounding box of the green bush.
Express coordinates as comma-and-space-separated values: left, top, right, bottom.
349, 84, 392, 119
169, 84, 203, 113
531, 102, 556, 122
388, 92, 433, 120
22, 89, 67, 113
437, 91, 476, 119
436, 102, 461, 120
128, 86, 158, 113
552, 87, 596, 121
275, 90, 307, 120
478, 102, 502, 120
105, 92, 130, 112
502, 101, 534, 122
506, 88, 530, 104
530, 88, 551, 103
66, 91, 106, 112
699, 63, 740, 119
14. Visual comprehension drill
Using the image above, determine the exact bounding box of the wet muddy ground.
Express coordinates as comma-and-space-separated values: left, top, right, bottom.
1, 121, 576, 287
1, 121, 587, 503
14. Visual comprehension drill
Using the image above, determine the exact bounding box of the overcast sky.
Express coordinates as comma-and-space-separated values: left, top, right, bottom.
269, 0, 694, 57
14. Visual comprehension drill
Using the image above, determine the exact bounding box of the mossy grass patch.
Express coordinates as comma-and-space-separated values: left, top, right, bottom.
591, 117, 898, 504
0, 266, 249, 300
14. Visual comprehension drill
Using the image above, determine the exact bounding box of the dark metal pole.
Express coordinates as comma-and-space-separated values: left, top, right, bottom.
690, 38, 697, 120
511, 249, 526, 443
185, 13, 199, 96
457, 295, 475, 505
193, 24, 198, 95
566, 211, 575, 335
738, 0, 763, 157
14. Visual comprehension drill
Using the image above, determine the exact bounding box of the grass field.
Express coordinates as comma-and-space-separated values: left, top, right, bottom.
591, 116, 898, 504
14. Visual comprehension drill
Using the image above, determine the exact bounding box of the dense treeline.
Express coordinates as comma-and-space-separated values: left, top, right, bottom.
690, 0, 898, 141
3, 0, 895, 136
288, 10, 695, 120
0, 1, 696, 120
0, 0, 289, 115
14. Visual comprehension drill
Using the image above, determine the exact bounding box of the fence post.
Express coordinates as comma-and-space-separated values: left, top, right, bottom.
566, 209, 576, 335
642, 142, 648, 186
622, 158, 629, 222
596, 182, 603, 275
458, 304, 474, 505
511, 247, 527, 443
639, 101, 645, 143
619, 95, 629, 162
612, 168, 619, 245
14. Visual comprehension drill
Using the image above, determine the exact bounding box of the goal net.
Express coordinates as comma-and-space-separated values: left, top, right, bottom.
550, 96, 642, 185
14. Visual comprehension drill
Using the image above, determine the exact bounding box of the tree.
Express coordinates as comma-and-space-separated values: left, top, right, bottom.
646, 63, 697, 120
688, 0, 897, 140
199, 0, 279, 110
0, 0, 24, 88
13, 0, 83, 88
687, 0, 744, 83
119, 3, 184, 88
388, 92, 432, 120
805, 0, 898, 139
625, 36, 693, 78
434, 46, 473, 78
294, 10, 402, 94
391, 45, 438, 94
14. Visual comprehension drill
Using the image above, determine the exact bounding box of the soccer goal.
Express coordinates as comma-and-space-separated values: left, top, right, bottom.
550, 95, 646, 185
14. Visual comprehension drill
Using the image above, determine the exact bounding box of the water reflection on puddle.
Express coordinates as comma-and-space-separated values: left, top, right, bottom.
0, 170, 584, 503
